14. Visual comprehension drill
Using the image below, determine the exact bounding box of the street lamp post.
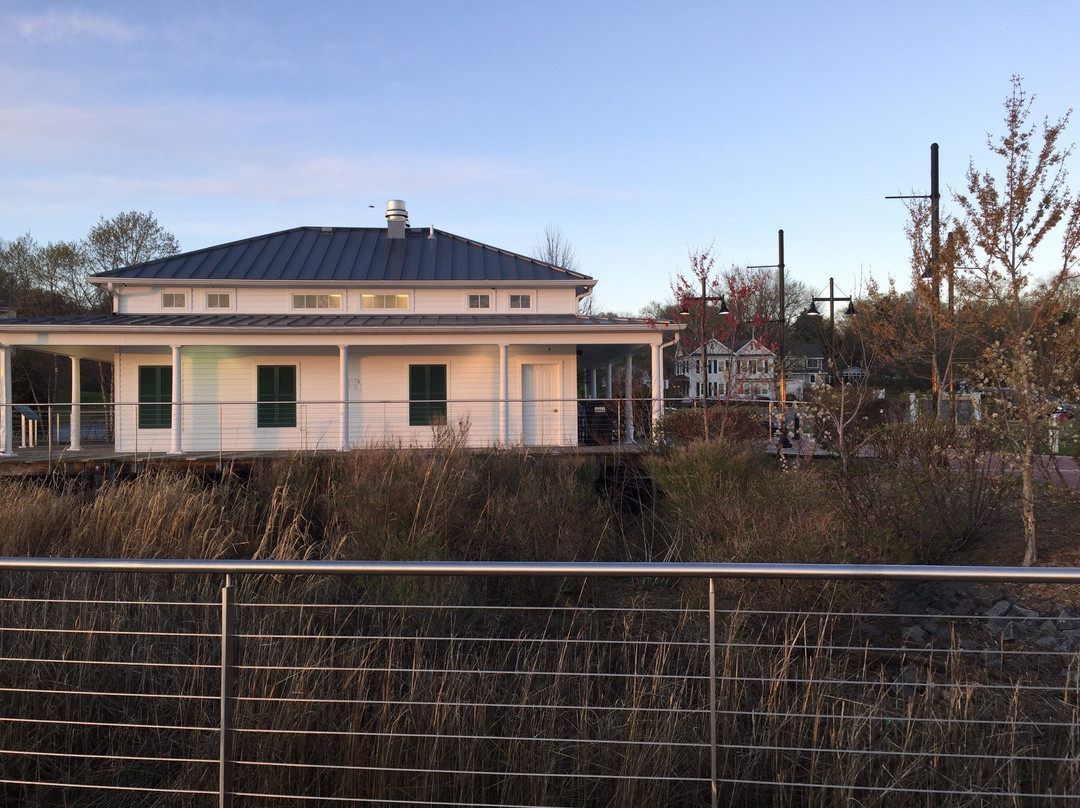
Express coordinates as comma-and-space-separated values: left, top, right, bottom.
748, 229, 788, 448
887, 142, 948, 414
680, 278, 728, 441
806, 278, 856, 381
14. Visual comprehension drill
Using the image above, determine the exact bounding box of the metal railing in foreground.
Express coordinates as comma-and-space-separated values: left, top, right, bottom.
2, 559, 1079, 807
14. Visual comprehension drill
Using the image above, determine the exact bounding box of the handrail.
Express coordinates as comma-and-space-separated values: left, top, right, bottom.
2, 557, 1079, 582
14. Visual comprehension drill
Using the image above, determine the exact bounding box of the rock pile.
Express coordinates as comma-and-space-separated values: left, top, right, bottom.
861, 579, 1080, 662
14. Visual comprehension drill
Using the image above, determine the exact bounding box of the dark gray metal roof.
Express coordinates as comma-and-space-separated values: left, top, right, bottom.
0, 313, 667, 331
88, 227, 593, 285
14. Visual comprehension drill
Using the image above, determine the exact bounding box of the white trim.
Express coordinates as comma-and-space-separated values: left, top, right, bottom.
204, 290, 234, 311
291, 292, 343, 311
466, 292, 492, 311
161, 290, 190, 310
360, 292, 410, 310
170, 346, 182, 454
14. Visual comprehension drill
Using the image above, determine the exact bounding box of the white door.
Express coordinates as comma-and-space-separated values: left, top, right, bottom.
522, 364, 561, 445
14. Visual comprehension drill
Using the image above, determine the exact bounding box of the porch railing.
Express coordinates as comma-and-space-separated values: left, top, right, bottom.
0, 398, 667, 459
1, 559, 1079, 807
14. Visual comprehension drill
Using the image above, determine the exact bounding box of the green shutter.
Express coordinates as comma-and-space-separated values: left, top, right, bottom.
138, 366, 171, 429
409, 364, 447, 426
257, 365, 297, 428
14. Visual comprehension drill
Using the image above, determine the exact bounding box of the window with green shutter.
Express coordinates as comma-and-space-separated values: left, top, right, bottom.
409, 364, 447, 426
257, 365, 297, 428
138, 366, 172, 429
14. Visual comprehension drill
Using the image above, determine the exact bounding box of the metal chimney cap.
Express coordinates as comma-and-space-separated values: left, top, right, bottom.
385, 200, 408, 221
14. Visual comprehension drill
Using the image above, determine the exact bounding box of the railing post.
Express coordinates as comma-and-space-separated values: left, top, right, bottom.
709, 577, 717, 808
220, 574, 236, 808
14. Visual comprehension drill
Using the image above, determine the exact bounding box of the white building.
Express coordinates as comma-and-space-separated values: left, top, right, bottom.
0, 202, 681, 454
674, 337, 778, 401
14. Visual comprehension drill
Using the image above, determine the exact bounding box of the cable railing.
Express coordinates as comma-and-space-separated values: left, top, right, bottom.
0, 398, 810, 463
0, 397, 654, 458
1, 559, 1079, 807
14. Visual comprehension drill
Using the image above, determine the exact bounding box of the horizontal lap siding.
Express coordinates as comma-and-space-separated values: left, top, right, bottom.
115, 344, 579, 452
119, 286, 582, 315
351, 346, 499, 447
413, 289, 459, 314
116, 348, 172, 453
117, 348, 339, 453
535, 288, 578, 314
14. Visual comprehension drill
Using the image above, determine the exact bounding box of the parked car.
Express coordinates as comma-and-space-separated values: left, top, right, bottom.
1049, 395, 1077, 422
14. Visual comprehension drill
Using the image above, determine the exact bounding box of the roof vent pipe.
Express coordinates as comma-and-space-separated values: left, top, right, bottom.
386, 200, 408, 239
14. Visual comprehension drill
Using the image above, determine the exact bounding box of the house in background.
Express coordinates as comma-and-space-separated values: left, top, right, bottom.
674, 337, 833, 403
0, 201, 681, 454
674, 337, 778, 402
784, 339, 828, 400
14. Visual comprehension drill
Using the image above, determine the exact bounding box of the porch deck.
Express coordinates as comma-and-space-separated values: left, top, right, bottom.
0, 440, 646, 479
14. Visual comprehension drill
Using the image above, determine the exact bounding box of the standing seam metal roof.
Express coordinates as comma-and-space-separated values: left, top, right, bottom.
89, 227, 595, 285
0, 313, 665, 330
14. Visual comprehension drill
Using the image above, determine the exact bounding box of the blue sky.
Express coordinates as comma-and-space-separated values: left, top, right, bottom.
2, 1, 1077, 313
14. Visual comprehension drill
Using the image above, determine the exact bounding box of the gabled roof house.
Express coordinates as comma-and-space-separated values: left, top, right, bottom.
675, 337, 779, 401
0, 202, 680, 455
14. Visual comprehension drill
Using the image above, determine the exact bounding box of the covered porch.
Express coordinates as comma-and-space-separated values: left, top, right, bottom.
0, 318, 679, 456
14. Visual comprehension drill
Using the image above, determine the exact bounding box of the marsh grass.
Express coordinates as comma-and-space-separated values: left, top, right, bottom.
0, 444, 1077, 805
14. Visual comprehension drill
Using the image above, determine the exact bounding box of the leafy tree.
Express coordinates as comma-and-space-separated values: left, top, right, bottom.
81, 211, 180, 311
84, 210, 181, 274
1, 212, 181, 403
953, 77, 1080, 565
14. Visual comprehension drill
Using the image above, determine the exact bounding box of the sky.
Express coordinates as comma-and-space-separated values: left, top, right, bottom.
2, 1, 1078, 315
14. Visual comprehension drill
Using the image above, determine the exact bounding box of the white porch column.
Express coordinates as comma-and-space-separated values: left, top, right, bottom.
0, 345, 11, 456
339, 344, 349, 451
606, 364, 613, 402
69, 356, 82, 452
170, 345, 182, 454
589, 368, 598, 399
651, 342, 663, 431
623, 352, 634, 443
499, 344, 509, 444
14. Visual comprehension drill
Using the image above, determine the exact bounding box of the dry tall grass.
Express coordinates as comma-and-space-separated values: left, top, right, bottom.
0, 444, 1075, 805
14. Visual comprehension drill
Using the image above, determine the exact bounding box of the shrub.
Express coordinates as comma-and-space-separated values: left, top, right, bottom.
835, 421, 1010, 561
656, 405, 765, 447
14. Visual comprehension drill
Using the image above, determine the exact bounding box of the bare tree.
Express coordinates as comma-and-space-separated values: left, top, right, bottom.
535, 224, 594, 313
954, 76, 1080, 565
533, 224, 579, 272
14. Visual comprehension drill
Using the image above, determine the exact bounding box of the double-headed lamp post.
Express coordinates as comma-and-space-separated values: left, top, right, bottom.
806, 278, 857, 379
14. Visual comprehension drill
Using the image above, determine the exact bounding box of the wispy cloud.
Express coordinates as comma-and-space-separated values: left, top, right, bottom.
14, 10, 136, 44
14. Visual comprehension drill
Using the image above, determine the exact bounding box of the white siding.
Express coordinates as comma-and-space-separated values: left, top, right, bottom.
113, 343, 580, 451
535, 287, 579, 314
349, 346, 498, 446
411, 288, 453, 314
116, 284, 583, 316
115, 347, 341, 453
